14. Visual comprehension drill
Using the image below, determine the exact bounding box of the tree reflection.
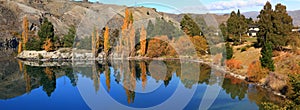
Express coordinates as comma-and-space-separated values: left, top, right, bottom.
25, 66, 56, 97
4, 60, 286, 108
42, 67, 56, 97
221, 74, 248, 100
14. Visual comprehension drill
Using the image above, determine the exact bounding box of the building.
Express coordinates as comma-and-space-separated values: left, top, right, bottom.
247, 24, 259, 37
292, 27, 300, 32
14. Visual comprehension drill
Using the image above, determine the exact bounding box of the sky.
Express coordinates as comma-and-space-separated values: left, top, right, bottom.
85, 0, 300, 14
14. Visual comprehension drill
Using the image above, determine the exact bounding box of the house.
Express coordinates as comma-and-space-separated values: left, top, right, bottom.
247, 24, 259, 37
292, 27, 300, 32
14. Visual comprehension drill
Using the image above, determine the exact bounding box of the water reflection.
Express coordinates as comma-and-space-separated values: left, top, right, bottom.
0, 59, 285, 109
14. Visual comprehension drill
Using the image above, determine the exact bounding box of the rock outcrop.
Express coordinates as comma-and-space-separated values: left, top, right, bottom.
17, 48, 108, 61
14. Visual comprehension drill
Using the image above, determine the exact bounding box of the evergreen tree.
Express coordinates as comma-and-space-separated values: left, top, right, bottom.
219, 23, 229, 41
236, 10, 248, 42
180, 14, 201, 37
260, 42, 275, 71
225, 43, 233, 60
38, 18, 54, 50
38, 18, 54, 42
227, 10, 248, 43
63, 26, 76, 47
257, 2, 293, 50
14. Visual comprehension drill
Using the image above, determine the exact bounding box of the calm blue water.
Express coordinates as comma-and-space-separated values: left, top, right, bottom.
0, 60, 283, 110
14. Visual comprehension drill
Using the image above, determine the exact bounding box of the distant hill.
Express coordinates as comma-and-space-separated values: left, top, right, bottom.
242, 10, 300, 26
288, 10, 300, 27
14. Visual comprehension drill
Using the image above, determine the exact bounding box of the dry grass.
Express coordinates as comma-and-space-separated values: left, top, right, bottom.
274, 52, 300, 75
264, 72, 289, 94
233, 46, 261, 67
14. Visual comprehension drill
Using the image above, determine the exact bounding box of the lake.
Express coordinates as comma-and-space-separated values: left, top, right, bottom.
0, 58, 285, 110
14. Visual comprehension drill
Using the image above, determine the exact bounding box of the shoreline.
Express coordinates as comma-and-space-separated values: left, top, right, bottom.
17, 56, 287, 99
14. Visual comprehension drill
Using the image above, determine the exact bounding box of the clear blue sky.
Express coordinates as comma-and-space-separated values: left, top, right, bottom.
85, 0, 300, 14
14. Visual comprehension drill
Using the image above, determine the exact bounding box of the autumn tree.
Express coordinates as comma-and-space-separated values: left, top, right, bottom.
189, 36, 208, 55
120, 8, 134, 58
19, 16, 29, 53
104, 25, 110, 55
140, 25, 147, 56
43, 38, 53, 52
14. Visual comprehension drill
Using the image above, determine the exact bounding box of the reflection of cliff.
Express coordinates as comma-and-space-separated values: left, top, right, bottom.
0, 58, 35, 99
247, 85, 286, 107
0, 60, 78, 100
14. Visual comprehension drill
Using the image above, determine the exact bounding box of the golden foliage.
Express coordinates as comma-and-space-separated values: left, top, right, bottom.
42, 38, 53, 52
146, 36, 177, 58
18, 60, 23, 72
22, 16, 29, 50
189, 36, 208, 56
226, 59, 243, 69
104, 25, 110, 55
18, 41, 22, 54
140, 25, 147, 56
122, 8, 133, 30
119, 8, 134, 57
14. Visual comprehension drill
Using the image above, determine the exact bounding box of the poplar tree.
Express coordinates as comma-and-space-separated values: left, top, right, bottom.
104, 25, 110, 55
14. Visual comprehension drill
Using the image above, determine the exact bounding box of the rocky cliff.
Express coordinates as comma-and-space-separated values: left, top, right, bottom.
0, 0, 228, 40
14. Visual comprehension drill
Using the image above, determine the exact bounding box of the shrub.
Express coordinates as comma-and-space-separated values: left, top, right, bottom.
26, 38, 42, 51
146, 36, 178, 58
261, 102, 281, 110
38, 53, 43, 59
241, 47, 247, 52
189, 36, 208, 56
63, 26, 76, 47
225, 43, 233, 59
289, 74, 300, 105
247, 61, 268, 82
226, 59, 243, 69
209, 46, 223, 55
